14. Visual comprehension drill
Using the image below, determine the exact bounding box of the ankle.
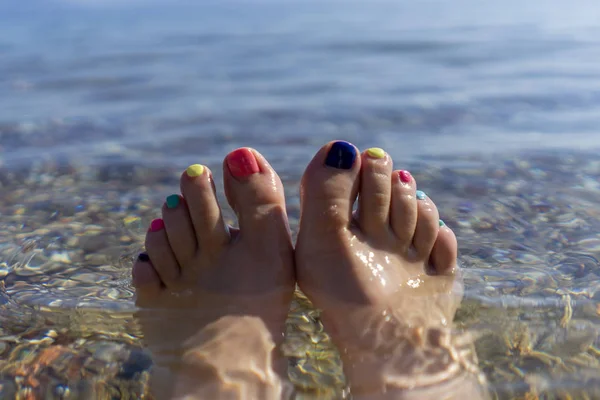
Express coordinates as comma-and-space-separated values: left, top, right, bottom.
151, 315, 293, 399
350, 370, 490, 400
333, 314, 486, 399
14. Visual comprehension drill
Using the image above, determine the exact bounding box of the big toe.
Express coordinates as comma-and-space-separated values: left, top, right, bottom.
298, 141, 361, 237
223, 148, 292, 257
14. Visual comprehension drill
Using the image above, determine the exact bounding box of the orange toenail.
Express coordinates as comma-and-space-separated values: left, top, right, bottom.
226, 148, 260, 178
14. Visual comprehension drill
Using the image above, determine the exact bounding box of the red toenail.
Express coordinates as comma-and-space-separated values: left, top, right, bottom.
149, 218, 165, 232
226, 148, 260, 178
399, 170, 412, 183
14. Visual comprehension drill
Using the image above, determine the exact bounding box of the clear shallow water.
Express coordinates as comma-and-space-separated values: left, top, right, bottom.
2, 1, 600, 398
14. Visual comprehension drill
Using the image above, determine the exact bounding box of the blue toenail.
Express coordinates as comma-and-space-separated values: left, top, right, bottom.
416, 190, 426, 200
325, 141, 356, 170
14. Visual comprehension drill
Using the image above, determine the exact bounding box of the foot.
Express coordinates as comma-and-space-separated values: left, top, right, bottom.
295, 142, 487, 399
131, 148, 295, 399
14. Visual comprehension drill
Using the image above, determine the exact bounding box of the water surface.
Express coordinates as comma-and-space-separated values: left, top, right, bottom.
1, 1, 600, 398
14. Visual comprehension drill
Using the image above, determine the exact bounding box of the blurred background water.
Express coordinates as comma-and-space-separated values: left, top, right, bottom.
2, 1, 600, 399
2, 0, 600, 167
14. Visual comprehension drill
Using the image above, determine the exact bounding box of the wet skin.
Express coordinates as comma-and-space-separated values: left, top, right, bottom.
132, 142, 488, 399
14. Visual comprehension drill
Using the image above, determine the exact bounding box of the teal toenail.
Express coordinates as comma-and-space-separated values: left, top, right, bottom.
166, 194, 180, 209
416, 190, 426, 200
439, 219, 445, 227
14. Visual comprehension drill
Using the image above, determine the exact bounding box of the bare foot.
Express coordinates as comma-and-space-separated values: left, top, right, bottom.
295, 142, 488, 399
131, 148, 295, 399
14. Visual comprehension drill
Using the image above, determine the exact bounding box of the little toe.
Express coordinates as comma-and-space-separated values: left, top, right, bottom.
180, 164, 230, 251
430, 221, 458, 275
223, 148, 291, 248
298, 141, 361, 235
145, 218, 182, 288
161, 194, 197, 268
413, 190, 441, 258
357, 148, 393, 237
132, 252, 162, 302
390, 170, 418, 248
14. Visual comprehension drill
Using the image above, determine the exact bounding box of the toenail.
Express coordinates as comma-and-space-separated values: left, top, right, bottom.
325, 141, 356, 169
186, 164, 205, 177
399, 170, 412, 183
366, 147, 385, 159
149, 218, 165, 232
416, 190, 426, 200
137, 252, 150, 262
166, 194, 180, 209
227, 148, 260, 178
439, 219, 445, 227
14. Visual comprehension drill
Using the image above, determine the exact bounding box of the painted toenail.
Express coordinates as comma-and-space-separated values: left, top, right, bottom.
416, 190, 426, 200
137, 252, 150, 262
325, 141, 356, 169
166, 194, 180, 209
227, 148, 260, 178
399, 170, 412, 183
439, 219, 445, 227
149, 218, 165, 232
366, 147, 385, 159
186, 164, 205, 177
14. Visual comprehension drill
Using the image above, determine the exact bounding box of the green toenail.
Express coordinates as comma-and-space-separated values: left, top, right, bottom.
166, 194, 180, 209
439, 219, 445, 227
416, 190, 426, 200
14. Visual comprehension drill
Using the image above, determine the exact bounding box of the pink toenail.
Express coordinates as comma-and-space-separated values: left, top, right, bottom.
399, 170, 412, 183
226, 148, 260, 178
149, 218, 164, 232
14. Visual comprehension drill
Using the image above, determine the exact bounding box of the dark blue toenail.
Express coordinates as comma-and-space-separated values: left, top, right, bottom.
325, 141, 356, 170
137, 252, 150, 262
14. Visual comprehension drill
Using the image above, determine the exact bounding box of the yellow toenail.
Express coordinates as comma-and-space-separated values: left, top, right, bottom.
186, 164, 205, 177
366, 147, 385, 159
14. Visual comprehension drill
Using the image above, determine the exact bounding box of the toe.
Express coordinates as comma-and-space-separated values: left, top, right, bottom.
132, 252, 162, 302
180, 164, 230, 251
162, 194, 197, 268
145, 218, 182, 288
413, 190, 441, 258
390, 170, 418, 248
357, 148, 393, 237
223, 148, 291, 247
430, 221, 458, 275
299, 141, 361, 235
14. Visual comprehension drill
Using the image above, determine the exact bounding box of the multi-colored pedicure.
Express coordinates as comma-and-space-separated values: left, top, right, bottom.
227, 148, 260, 178
166, 194, 180, 209
366, 147, 385, 159
149, 218, 165, 232
416, 190, 426, 200
137, 252, 150, 262
186, 164, 205, 177
325, 141, 357, 169
399, 170, 411, 183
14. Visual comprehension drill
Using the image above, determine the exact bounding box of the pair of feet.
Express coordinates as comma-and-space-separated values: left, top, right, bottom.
131, 141, 478, 399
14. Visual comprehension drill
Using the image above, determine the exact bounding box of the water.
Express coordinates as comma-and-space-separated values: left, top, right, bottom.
2, 0, 600, 398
